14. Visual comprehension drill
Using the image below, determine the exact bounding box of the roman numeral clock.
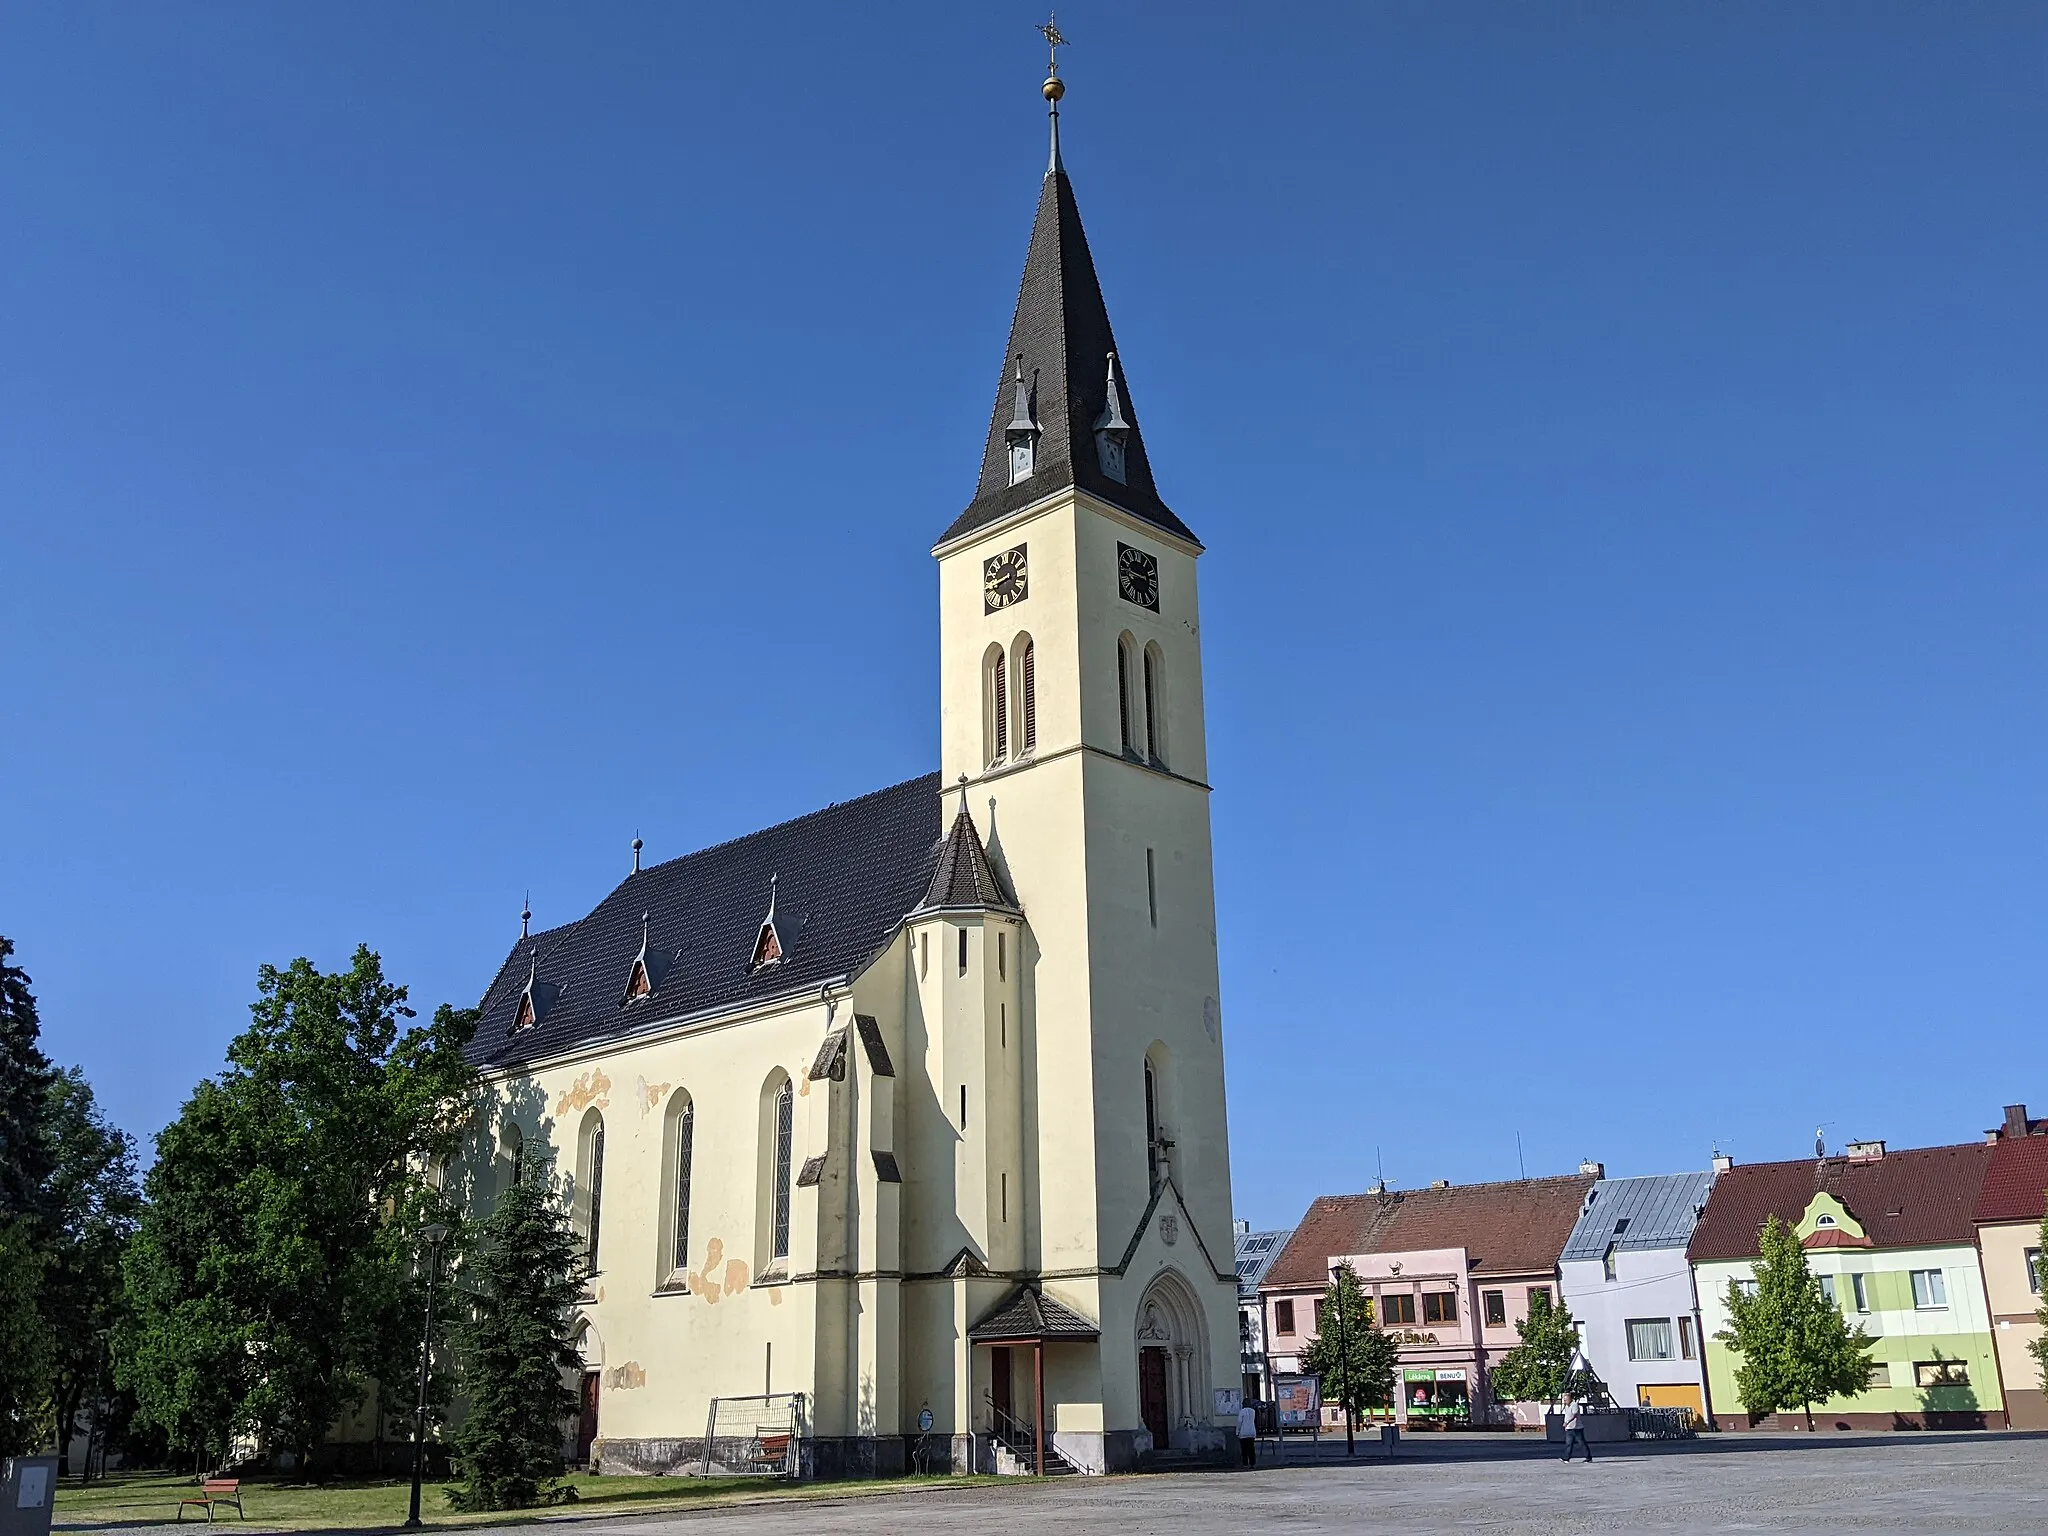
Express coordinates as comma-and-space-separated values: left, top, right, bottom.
984, 544, 1028, 613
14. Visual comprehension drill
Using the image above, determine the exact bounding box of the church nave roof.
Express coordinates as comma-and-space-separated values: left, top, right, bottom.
471, 771, 945, 1069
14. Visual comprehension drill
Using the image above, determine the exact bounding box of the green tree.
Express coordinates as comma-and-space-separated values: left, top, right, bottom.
448, 1175, 582, 1511
1488, 1289, 1590, 1409
0, 938, 57, 1219
118, 950, 476, 1467
1298, 1264, 1398, 1439
40, 1069, 142, 1474
0, 1216, 54, 1455
1717, 1216, 1875, 1430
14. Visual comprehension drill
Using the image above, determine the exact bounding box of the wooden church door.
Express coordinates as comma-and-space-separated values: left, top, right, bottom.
1139, 1348, 1170, 1447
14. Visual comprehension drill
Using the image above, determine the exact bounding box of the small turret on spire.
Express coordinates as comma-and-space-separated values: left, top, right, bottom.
631, 833, 643, 873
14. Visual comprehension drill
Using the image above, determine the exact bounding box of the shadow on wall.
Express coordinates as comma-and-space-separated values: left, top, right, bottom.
1909, 1350, 1986, 1431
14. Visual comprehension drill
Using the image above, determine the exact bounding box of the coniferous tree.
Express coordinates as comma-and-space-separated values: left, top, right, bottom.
1487, 1289, 1593, 1410
1298, 1264, 1398, 1435
449, 1175, 582, 1511
0, 938, 56, 1219
1718, 1216, 1875, 1429
0, 939, 56, 1453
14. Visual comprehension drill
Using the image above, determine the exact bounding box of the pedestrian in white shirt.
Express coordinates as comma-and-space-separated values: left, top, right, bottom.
1237, 1402, 1259, 1468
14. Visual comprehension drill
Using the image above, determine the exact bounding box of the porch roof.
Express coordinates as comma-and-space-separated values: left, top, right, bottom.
968, 1286, 1101, 1343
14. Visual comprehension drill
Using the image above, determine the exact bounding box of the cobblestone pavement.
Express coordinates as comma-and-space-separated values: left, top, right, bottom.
499, 1433, 2048, 1535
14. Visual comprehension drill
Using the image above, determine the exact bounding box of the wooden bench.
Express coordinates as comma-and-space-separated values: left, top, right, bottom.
177, 1479, 244, 1522
755, 1432, 792, 1470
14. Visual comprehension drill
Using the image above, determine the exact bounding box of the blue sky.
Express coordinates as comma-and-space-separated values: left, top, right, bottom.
3, 4, 2043, 1230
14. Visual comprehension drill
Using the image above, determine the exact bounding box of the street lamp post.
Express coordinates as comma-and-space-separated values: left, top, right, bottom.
404, 1223, 450, 1530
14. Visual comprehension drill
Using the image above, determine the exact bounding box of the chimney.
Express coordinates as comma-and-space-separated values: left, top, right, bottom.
2004, 1104, 2030, 1141
1233, 1219, 1250, 1237
1711, 1151, 1734, 1174
1429, 1179, 1451, 1190
1846, 1139, 1885, 1163
1579, 1160, 1605, 1179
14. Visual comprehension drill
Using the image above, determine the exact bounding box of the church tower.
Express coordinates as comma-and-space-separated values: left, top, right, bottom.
927, 49, 1240, 1467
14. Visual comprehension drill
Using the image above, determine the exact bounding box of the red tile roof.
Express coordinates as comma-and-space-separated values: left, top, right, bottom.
1687, 1142, 1992, 1263
1974, 1134, 2048, 1226
1260, 1175, 1595, 1290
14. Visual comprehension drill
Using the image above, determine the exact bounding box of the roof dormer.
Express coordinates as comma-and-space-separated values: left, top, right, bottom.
749, 875, 787, 971
511, 946, 561, 1034
622, 910, 676, 1005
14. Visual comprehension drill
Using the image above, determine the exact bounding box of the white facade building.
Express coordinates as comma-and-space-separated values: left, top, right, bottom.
1557, 1170, 1717, 1425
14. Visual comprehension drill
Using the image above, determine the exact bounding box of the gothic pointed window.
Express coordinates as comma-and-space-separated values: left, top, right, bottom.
577, 1111, 607, 1276
987, 645, 1009, 766
1142, 642, 1164, 765
1117, 635, 1137, 757
1018, 637, 1037, 754
770, 1076, 794, 1263
662, 1091, 695, 1279
1144, 1060, 1160, 1192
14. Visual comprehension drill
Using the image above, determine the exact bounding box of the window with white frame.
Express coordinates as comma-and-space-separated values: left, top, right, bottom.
1818, 1274, 1837, 1306
1914, 1359, 1968, 1388
1626, 1318, 1675, 1361
2027, 1248, 2043, 1296
1910, 1269, 1947, 1309
1850, 1271, 1870, 1312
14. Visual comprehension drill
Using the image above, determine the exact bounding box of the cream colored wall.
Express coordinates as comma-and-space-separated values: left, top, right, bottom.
1980, 1221, 2044, 1402
935, 489, 1240, 1440
465, 987, 853, 1447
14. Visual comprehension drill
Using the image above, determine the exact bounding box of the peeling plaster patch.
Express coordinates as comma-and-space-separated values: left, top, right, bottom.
605, 1362, 646, 1390
637, 1078, 671, 1116
555, 1069, 612, 1118
689, 1238, 750, 1303
798, 1074, 811, 1097
769, 1287, 783, 1307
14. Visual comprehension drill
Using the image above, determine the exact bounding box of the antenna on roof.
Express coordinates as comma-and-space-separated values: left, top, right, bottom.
1517, 1131, 1527, 1181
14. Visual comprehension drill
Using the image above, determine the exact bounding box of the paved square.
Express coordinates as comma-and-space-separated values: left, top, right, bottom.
513, 1433, 2048, 1535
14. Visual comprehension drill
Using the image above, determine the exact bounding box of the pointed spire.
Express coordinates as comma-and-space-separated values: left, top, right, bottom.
937, 47, 1198, 550
920, 793, 1020, 913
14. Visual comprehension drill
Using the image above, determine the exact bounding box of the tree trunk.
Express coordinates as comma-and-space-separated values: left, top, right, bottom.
1803, 1401, 1814, 1432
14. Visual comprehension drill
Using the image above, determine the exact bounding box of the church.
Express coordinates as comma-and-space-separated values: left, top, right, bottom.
454, 56, 1240, 1478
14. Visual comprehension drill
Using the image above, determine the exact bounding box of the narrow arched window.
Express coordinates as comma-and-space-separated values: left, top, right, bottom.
1117, 638, 1135, 756
1144, 1061, 1160, 1192
670, 1097, 695, 1274
1143, 643, 1164, 765
1017, 637, 1037, 755
770, 1077, 794, 1263
578, 1112, 607, 1275
991, 649, 1008, 764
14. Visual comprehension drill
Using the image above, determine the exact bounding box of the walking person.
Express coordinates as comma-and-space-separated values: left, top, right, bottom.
1560, 1393, 1592, 1464
1237, 1399, 1259, 1468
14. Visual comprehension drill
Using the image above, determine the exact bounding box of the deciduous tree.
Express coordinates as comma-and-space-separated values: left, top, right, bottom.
1487, 1289, 1592, 1410
1717, 1215, 1875, 1430
118, 950, 476, 1466
1298, 1264, 1398, 1439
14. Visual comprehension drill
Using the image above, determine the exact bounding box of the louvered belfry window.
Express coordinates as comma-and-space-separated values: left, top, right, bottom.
1019, 639, 1036, 754
1118, 642, 1133, 755
672, 1100, 694, 1272
770, 1079, 794, 1262
992, 650, 1008, 763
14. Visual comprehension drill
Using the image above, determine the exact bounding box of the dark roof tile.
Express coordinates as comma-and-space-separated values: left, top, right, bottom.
1687, 1142, 1993, 1262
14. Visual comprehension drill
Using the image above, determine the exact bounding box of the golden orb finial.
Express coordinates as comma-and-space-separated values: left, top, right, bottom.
1042, 74, 1065, 103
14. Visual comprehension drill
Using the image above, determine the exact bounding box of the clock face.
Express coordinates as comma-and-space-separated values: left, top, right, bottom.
1117, 543, 1160, 611
984, 545, 1028, 612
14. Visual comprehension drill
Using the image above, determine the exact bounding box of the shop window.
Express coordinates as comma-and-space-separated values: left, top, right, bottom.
1422, 1291, 1458, 1325
1626, 1318, 1674, 1362
1404, 1370, 1470, 1422
1678, 1316, 1696, 1359
1382, 1293, 1417, 1326
1275, 1299, 1296, 1336
1482, 1290, 1506, 1327
1910, 1269, 1947, 1309
1914, 1360, 1969, 1389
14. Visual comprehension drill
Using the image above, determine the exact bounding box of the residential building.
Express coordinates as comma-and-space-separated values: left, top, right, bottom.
1690, 1140, 2001, 1429
1261, 1173, 1596, 1428
1558, 1170, 1717, 1424
1973, 1105, 2048, 1429
1233, 1222, 1294, 1403
442, 64, 1241, 1477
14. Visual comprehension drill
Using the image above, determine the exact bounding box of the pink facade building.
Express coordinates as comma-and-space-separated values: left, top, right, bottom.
1260, 1173, 1598, 1429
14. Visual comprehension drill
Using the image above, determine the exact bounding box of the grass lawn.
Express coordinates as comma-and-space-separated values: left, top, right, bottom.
51, 1469, 1007, 1530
